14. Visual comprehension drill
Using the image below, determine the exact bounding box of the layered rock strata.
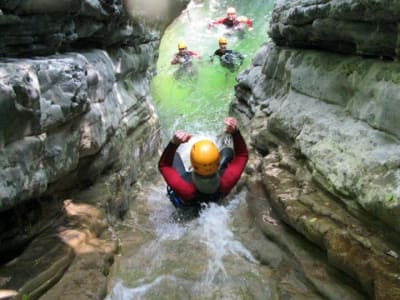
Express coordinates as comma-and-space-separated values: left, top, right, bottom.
0, 0, 189, 298
269, 0, 400, 58
234, 1, 400, 297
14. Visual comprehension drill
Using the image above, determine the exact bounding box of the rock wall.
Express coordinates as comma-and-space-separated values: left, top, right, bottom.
0, 0, 189, 297
269, 0, 400, 58
233, 0, 400, 299
0, 0, 189, 57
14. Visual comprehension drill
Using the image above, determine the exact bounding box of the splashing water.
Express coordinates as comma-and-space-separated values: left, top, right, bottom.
107, 188, 267, 299
196, 198, 259, 286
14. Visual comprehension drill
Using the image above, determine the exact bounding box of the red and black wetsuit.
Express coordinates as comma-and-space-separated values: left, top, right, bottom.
221, 17, 240, 28
209, 17, 253, 29
171, 50, 200, 65
158, 130, 248, 205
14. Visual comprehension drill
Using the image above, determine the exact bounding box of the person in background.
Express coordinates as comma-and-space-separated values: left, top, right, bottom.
210, 37, 244, 71
208, 7, 253, 32
158, 117, 248, 209
171, 41, 201, 65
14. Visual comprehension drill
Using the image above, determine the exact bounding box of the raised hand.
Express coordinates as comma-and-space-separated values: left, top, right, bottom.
224, 117, 238, 134
172, 130, 192, 144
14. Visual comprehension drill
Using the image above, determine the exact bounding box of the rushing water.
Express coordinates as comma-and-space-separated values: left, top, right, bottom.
107, 189, 273, 299
106, 1, 276, 299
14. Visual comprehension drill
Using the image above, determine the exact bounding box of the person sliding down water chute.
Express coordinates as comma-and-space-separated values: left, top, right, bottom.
210, 37, 244, 72
208, 7, 253, 35
158, 117, 248, 209
171, 41, 201, 65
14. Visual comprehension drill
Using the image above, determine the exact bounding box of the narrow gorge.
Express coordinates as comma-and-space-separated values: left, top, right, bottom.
1, 0, 399, 299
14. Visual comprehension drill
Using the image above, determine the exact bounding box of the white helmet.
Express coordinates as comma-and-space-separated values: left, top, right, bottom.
227, 7, 236, 14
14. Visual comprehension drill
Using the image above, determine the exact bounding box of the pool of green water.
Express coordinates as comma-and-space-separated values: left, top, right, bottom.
151, 0, 274, 141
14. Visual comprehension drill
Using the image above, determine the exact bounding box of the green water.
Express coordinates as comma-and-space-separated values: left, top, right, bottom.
151, 0, 274, 141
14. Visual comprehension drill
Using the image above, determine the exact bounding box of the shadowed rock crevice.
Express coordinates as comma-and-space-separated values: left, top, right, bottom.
0, 198, 117, 299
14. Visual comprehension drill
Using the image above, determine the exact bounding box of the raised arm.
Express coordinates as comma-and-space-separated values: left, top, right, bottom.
158, 130, 196, 201
219, 117, 249, 195
208, 18, 226, 29
238, 16, 253, 30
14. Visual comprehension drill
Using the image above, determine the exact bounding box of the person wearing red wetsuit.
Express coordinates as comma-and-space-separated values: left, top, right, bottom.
158, 117, 248, 208
208, 7, 253, 32
171, 41, 201, 65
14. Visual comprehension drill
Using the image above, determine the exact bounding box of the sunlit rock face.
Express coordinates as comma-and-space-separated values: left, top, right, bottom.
233, 0, 400, 298
269, 0, 400, 58
0, 0, 189, 284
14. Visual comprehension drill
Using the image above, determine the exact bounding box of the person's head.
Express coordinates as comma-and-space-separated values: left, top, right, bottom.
178, 41, 187, 53
226, 7, 237, 20
190, 140, 221, 194
219, 37, 228, 51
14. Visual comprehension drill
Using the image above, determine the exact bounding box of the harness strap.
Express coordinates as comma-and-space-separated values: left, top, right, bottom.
167, 186, 185, 208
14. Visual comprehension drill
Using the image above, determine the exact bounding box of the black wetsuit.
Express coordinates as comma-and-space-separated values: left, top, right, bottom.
214, 49, 232, 57
213, 49, 244, 71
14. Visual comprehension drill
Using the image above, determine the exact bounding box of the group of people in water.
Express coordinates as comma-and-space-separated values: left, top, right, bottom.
159, 7, 252, 212
170, 7, 253, 73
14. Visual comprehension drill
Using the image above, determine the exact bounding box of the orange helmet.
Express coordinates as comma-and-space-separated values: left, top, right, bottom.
190, 140, 220, 176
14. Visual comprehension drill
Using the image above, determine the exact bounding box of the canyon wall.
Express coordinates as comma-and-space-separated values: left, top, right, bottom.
234, 0, 400, 298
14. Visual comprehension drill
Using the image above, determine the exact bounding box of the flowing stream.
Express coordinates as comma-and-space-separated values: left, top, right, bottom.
105, 1, 282, 299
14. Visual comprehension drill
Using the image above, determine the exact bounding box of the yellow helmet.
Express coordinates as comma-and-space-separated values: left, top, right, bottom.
178, 41, 186, 50
227, 7, 236, 14
219, 37, 228, 45
190, 140, 220, 176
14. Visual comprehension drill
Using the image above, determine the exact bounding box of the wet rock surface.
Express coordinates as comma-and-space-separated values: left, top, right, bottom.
233, 11, 400, 296
269, 0, 400, 58
235, 43, 400, 234
244, 141, 400, 299
0, 0, 189, 298
0, 198, 116, 299
0, 0, 190, 57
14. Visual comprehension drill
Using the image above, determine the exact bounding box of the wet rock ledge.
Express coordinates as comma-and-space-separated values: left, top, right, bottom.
233, 0, 400, 299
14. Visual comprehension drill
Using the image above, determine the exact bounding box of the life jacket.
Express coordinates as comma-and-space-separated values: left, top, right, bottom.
221, 52, 237, 64
177, 52, 193, 64
220, 52, 244, 71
